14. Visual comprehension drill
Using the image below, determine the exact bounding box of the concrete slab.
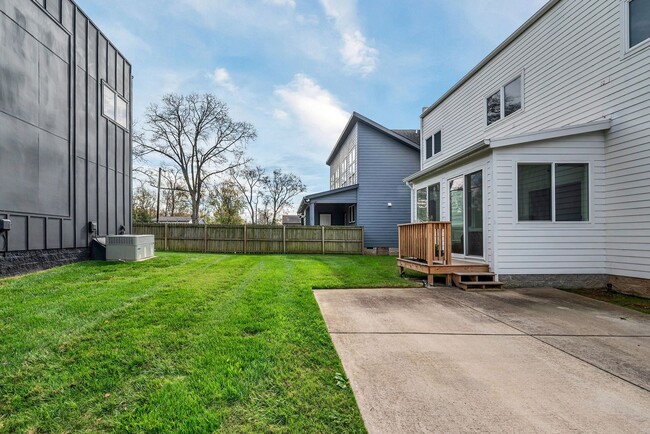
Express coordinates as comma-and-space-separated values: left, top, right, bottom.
314, 288, 519, 335
315, 287, 650, 433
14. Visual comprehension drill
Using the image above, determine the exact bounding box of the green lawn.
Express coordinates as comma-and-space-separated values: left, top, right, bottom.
0, 253, 417, 433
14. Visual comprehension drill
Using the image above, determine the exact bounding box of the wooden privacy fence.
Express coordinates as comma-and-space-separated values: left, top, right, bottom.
132, 224, 364, 254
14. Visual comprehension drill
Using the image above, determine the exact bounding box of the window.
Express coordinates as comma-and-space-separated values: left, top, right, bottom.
348, 205, 356, 224
425, 136, 433, 159
628, 0, 650, 48
433, 131, 442, 155
416, 188, 427, 222
487, 76, 522, 125
416, 184, 440, 222
427, 183, 440, 221
518, 163, 589, 222
102, 82, 128, 130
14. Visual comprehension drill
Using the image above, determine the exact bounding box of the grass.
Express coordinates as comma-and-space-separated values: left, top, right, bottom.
561, 287, 650, 315
0, 253, 418, 433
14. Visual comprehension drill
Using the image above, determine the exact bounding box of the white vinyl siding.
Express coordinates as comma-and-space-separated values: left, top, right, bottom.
492, 133, 606, 276
420, 0, 650, 280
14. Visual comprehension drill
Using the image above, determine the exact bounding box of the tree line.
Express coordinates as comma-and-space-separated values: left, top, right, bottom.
132, 93, 306, 225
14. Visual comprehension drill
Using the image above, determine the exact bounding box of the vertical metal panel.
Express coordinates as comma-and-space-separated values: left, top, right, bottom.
75, 157, 87, 245
87, 77, 97, 162
75, 9, 86, 70
107, 45, 115, 88
107, 169, 116, 234
97, 166, 107, 235
87, 24, 97, 79
75, 66, 86, 158
117, 55, 124, 96
62, 218, 74, 248
45, 0, 61, 22
47, 218, 62, 249
98, 117, 107, 166
29, 217, 47, 250
10, 216, 28, 251
107, 123, 116, 170
97, 34, 107, 82
116, 130, 124, 173
61, 0, 74, 32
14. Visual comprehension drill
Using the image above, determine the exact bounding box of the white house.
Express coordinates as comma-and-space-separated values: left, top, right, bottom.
404, 0, 650, 295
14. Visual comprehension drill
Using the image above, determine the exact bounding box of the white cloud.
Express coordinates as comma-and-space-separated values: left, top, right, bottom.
264, 0, 296, 7
273, 109, 290, 121
319, 0, 378, 76
274, 74, 349, 155
211, 67, 237, 92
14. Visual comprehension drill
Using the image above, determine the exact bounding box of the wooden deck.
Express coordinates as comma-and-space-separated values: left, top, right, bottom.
398, 222, 490, 286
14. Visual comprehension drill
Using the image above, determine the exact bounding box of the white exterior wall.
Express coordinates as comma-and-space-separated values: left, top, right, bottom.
419, 0, 650, 279
492, 133, 607, 275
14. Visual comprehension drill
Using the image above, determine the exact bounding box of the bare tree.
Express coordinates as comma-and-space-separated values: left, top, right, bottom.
132, 182, 156, 223
262, 169, 306, 225
231, 165, 268, 224
134, 93, 256, 222
160, 168, 191, 216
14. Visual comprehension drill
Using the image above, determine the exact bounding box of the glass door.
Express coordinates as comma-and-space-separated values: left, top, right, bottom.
465, 170, 483, 256
449, 178, 464, 254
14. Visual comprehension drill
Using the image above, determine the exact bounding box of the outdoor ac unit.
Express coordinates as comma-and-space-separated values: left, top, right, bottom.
105, 235, 155, 261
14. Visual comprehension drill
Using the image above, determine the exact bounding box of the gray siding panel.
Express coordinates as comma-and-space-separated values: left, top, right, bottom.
0, 0, 132, 253
357, 123, 419, 247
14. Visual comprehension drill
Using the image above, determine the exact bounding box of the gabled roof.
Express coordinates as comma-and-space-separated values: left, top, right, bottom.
420, 0, 561, 119
326, 112, 420, 165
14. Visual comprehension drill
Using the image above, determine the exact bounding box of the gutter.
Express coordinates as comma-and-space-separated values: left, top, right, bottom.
403, 140, 490, 183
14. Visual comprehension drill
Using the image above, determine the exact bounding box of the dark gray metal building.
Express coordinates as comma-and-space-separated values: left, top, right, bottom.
0, 0, 132, 275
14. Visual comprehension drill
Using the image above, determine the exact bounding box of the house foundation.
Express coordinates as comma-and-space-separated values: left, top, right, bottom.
0, 248, 90, 278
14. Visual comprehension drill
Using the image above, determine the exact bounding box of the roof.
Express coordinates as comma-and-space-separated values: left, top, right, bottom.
298, 184, 359, 213
420, 0, 561, 119
326, 112, 420, 165
404, 119, 612, 183
392, 129, 421, 144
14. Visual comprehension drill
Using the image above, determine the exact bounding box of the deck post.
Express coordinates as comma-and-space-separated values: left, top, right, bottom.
426, 223, 433, 266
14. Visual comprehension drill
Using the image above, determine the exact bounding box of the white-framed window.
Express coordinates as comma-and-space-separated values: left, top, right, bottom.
102, 82, 129, 130
415, 183, 441, 222
348, 204, 356, 224
486, 75, 522, 126
517, 163, 589, 222
425, 131, 442, 160
626, 0, 650, 50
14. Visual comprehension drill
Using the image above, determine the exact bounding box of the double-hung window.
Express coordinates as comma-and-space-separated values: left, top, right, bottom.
627, 0, 650, 50
517, 163, 589, 222
487, 76, 522, 126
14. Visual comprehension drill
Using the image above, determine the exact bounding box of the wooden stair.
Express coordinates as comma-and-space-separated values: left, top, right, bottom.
452, 272, 503, 291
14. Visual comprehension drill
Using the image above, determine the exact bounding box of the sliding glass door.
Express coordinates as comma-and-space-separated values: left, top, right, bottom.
449, 170, 483, 257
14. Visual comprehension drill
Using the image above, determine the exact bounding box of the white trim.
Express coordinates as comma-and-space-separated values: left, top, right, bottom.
623, 0, 650, 55
489, 119, 611, 148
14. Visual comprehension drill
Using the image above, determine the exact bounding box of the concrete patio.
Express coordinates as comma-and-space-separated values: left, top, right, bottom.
314, 287, 650, 433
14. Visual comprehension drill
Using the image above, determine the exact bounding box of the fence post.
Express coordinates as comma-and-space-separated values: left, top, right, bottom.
283, 225, 286, 254
164, 223, 168, 251
360, 227, 364, 254
243, 224, 247, 254
322, 226, 325, 254
204, 224, 208, 253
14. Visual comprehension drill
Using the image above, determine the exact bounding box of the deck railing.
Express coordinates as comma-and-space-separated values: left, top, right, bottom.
398, 222, 452, 265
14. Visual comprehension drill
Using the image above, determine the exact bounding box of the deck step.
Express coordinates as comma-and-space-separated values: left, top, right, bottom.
452, 272, 504, 291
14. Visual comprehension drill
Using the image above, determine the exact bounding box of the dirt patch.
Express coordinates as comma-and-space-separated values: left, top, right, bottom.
561, 288, 650, 315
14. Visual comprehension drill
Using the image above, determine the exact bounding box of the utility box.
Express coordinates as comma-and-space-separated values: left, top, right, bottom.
106, 235, 155, 262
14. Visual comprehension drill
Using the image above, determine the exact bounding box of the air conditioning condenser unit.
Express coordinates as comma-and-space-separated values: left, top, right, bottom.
106, 235, 155, 261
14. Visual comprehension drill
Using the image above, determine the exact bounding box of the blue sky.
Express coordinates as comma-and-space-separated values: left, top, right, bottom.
76, 0, 547, 205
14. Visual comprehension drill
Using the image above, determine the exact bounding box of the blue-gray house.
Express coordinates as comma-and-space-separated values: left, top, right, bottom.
298, 112, 419, 250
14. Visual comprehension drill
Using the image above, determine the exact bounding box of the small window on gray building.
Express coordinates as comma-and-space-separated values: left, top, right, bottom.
349, 204, 356, 223
433, 131, 442, 155
102, 82, 128, 130
629, 0, 650, 48
425, 136, 433, 159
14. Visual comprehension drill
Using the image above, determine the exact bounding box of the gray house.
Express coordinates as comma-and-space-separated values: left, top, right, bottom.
0, 0, 133, 275
298, 112, 419, 251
